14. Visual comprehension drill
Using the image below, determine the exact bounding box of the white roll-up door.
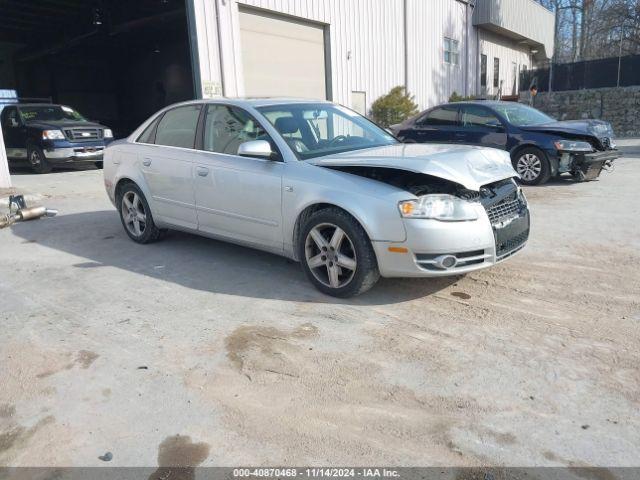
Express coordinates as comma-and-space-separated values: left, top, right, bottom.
238, 8, 327, 100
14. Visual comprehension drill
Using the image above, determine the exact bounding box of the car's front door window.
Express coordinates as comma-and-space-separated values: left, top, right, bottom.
461, 105, 502, 129
2, 107, 19, 128
203, 104, 278, 159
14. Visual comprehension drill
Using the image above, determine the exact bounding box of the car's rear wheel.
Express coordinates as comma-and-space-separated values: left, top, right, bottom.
28, 145, 52, 174
298, 208, 379, 298
116, 182, 165, 244
512, 147, 550, 185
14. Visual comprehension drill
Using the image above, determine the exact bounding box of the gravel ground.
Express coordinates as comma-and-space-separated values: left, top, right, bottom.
0, 157, 638, 468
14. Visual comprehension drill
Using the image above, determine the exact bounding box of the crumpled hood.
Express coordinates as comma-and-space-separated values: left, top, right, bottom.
520, 119, 614, 139
308, 143, 517, 191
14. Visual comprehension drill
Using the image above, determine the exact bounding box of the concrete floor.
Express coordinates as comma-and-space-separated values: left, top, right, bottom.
0, 158, 639, 468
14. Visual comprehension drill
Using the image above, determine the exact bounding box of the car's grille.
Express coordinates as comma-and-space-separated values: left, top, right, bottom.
496, 229, 529, 258
64, 128, 103, 141
485, 194, 522, 225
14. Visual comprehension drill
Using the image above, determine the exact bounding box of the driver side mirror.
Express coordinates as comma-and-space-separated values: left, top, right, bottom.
237, 140, 273, 159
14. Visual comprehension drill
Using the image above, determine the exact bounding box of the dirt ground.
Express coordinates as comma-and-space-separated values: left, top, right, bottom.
0, 156, 638, 468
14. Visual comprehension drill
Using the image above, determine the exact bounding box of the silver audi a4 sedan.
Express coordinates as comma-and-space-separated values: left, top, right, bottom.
103, 98, 530, 297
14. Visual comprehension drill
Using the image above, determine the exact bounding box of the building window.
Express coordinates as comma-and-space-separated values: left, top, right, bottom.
480, 54, 487, 89
444, 37, 459, 65
493, 57, 500, 88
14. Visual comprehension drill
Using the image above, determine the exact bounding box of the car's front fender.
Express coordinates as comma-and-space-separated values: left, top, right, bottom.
282, 163, 409, 254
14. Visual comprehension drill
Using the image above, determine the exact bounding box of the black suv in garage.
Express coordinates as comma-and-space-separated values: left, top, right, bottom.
1, 103, 114, 173
390, 101, 619, 185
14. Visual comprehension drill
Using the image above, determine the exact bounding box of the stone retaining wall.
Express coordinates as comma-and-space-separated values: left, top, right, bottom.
521, 86, 640, 138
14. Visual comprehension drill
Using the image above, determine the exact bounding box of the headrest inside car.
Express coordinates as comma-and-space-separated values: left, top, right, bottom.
274, 117, 299, 135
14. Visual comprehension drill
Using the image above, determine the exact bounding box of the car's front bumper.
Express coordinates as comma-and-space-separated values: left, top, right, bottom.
42, 138, 112, 163
552, 149, 619, 180
373, 203, 529, 278
44, 146, 105, 162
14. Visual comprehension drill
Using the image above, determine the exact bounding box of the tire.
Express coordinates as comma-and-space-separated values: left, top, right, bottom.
298, 208, 380, 298
116, 182, 165, 244
28, 145, 52, 174
511, 147, 551, 185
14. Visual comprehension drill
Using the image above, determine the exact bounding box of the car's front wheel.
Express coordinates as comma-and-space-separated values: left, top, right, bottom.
512, 147, 551, 185
28, 145, 52, 174
298, 208, 379, 298
116, 182, 165, 244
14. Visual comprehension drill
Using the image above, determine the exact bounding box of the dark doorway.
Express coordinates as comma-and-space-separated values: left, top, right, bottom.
0, 0, 195, 138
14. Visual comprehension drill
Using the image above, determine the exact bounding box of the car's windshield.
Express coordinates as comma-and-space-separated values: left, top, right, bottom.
492, 103, 555, 127
19, 105, 87, 123
257, 103, 397, 160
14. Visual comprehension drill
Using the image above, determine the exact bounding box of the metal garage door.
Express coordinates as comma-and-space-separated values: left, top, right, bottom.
239, 8, 327, 100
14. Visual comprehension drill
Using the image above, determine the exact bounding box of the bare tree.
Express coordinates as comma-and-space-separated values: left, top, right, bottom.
536, 0, 640, 63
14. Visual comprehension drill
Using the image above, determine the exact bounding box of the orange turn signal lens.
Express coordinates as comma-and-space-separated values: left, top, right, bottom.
400, 202, 414, 216
388, 246, 409, 253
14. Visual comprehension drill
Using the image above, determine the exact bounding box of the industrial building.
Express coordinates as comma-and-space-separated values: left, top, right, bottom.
0, 0, 554, 186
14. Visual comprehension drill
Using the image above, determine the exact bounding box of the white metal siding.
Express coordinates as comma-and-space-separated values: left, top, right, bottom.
473, 0, 555, 58
190, 0, 552, 113
238, 0, 405, 115
406, 0, 477, 108
479, 29, 532, 97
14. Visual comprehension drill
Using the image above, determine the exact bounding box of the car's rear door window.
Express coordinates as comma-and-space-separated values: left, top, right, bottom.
154, 105, 201, 149
419, 106, 459, 126
137, 117, 160, 144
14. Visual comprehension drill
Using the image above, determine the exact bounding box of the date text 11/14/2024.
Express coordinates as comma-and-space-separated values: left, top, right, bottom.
232, 468, 400, 478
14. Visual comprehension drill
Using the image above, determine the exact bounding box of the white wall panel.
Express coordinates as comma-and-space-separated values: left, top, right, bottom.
474, 0, 555, 58
406, 0, 475, 108
479, 29, 533, 97
191, 0, 549, 113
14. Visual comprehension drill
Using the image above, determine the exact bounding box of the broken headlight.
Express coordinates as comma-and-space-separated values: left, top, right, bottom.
554, 139, 593, 152
399, 194, 478, 221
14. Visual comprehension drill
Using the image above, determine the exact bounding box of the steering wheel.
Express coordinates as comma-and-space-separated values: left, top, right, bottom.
329, 135, 348, 146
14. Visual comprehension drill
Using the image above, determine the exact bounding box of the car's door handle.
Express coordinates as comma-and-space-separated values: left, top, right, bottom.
142, 157, 152, 166
196, 166, 209, 177
454, 132, 466, 137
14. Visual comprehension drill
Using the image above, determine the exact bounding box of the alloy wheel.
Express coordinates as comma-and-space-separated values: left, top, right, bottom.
121, 191, 147, 237
516, 153, 542, 182
305, 223, 357, 289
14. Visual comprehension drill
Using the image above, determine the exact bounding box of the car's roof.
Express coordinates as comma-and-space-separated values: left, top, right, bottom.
13, 103, 65, 108
446, 100, 523, 107
179, 97, 333, 108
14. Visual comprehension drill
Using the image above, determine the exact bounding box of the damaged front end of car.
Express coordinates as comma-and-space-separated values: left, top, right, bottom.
312, 149, 530, 277
554, 139, 618, 181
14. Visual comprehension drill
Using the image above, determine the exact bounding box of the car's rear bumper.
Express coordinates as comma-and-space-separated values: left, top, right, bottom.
373, 206, 529, 278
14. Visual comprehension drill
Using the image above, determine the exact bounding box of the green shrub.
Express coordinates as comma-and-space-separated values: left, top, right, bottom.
448, 91, 477, 102
370, 86, 419, 127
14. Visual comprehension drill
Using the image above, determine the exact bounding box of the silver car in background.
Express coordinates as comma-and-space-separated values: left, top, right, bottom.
103, 99, 530, 297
